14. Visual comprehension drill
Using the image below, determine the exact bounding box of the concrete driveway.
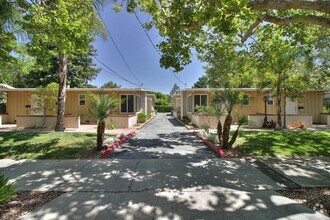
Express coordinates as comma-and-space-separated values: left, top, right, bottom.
108, 113, 216, 159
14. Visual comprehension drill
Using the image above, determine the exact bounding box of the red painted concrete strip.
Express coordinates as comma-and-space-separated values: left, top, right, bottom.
101, 130, 136, 159
193, 131, 226, 158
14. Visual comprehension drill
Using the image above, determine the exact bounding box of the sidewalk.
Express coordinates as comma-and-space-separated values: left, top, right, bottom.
1, 158, 329, 220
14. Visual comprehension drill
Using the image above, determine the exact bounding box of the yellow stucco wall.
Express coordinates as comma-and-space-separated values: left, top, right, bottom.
181, 90, 325, 124
6, 90, 147, 123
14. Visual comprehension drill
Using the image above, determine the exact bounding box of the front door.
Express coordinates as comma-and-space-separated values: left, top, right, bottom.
286, 98, 297, 115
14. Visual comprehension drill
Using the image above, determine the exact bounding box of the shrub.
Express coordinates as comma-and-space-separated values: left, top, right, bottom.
206, 133, 219, 144
202, 124, 210, 134
138, 113, 148, 123
182, 116, 191, 124
0, 175, 17, 203
107, 120, 115, 130
147, 113, 152, 119
154, 105, 173, 112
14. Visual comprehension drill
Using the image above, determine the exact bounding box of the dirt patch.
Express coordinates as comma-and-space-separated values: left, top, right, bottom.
277, 188, 330, 217
0, 191, 64, 220
78, 147, 104, 159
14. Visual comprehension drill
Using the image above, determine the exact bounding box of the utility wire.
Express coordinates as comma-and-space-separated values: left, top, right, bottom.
98, 12, 143, 87
134, 12, 187, 87
94, 56, 142, 87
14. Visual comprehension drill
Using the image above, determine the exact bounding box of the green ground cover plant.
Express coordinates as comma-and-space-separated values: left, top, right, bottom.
235, 131, 330, 157
0, 132, 111, 159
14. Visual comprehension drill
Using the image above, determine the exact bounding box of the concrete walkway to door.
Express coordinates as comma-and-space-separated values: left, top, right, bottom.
108, 113, 216, 159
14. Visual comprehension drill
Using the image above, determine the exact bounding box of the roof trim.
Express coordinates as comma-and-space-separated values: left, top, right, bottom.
179, 88, 329, 92
0, 83, 15, 89
0, 87, 152, 92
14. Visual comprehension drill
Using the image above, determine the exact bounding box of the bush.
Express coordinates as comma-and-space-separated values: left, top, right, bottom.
154, 105, 173, 112
0, 175, 17, 203
107, 120, 115, 130
138, 113, 148, 123
206, 133, 219, 144
182, 116, 191, 124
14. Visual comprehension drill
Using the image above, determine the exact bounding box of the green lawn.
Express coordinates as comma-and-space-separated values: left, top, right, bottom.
235, 130, 330, 157
0, 132, 103, 159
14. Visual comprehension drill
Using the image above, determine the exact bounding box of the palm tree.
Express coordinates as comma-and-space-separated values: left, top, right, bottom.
87, 93, 121, 151
212, 89, 245, 149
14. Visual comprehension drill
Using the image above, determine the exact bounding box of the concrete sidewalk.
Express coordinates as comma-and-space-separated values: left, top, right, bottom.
258, 157, 330, 188
1, 158, 329, 220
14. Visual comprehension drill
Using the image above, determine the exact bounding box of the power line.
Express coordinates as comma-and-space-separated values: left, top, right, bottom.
134, 12, 187, 87
98, 12, 143, 87
94, 56, 142, 87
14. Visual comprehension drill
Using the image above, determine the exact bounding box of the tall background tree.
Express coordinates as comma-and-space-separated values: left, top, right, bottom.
192, 75, 209, 88
169, 83, 180, 97
100, 81, 121, 88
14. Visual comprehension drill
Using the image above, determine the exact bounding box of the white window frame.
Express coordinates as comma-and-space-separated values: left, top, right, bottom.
187, 95, 192, 113
136, 94, 142, 113
267, 95, 274, 106
120, 94, 135, 114
242, 94, 250, 106
193, 94, 208, 112
78, 94, 86, 106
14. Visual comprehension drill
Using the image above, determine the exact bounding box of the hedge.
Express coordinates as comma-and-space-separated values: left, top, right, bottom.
154, 105, 173, 112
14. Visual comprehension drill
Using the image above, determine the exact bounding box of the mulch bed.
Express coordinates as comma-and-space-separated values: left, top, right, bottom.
0, 191, 64, 220
277, 188, 330, 217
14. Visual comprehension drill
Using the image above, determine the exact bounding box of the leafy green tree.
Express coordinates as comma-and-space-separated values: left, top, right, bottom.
154, 92, 170, 106
100, 81, 121, 89
251, 26, 309, 129
32, 83, 58, 116
127, 0, 330, 72
192, 75, 209, 88
25, 0, 101, 131
169, 83, 180, 97
87, 94, 121, 151
24, 44, 101, 88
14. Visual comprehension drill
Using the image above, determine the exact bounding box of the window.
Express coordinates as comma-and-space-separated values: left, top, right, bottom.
121, 95, 134, 113
79, 94, 86, 106
267, 95, 274, 105
136, 95, 141, 112
187, 95, 192, 113
194, 94, 207, 111
242, 94, 250, 106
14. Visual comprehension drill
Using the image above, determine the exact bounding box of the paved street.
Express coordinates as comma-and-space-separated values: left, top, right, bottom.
0, 113, 329, 219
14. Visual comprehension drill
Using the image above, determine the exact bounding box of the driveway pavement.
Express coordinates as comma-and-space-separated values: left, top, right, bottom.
108, 113, 216, 159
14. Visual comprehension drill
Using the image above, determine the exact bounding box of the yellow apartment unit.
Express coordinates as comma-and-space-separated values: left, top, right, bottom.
0, 85, 156, 128
173, 88, 327, 128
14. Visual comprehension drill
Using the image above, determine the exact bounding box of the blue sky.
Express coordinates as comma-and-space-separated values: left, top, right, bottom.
91, 5, 205, 94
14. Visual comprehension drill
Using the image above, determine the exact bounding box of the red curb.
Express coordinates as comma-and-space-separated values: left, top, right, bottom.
193, 131, 226, 158
101, 131, 136, 159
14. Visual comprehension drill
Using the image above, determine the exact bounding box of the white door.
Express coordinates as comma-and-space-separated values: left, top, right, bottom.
286, 98, 297, 115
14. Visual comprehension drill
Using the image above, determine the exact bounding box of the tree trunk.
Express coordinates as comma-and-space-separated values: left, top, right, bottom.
55, 53, 67, 131
276, 73, 282, 130
229, 125, 240, 148
96, 120, 105, 151
222, 114, 232, 149
283, 90, 287, 129
217, 119, 223, 147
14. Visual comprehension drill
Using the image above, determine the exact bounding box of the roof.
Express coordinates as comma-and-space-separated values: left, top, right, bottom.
179, 88, 329, 92
0, 87, 152, 92
0, 83, 15, 89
